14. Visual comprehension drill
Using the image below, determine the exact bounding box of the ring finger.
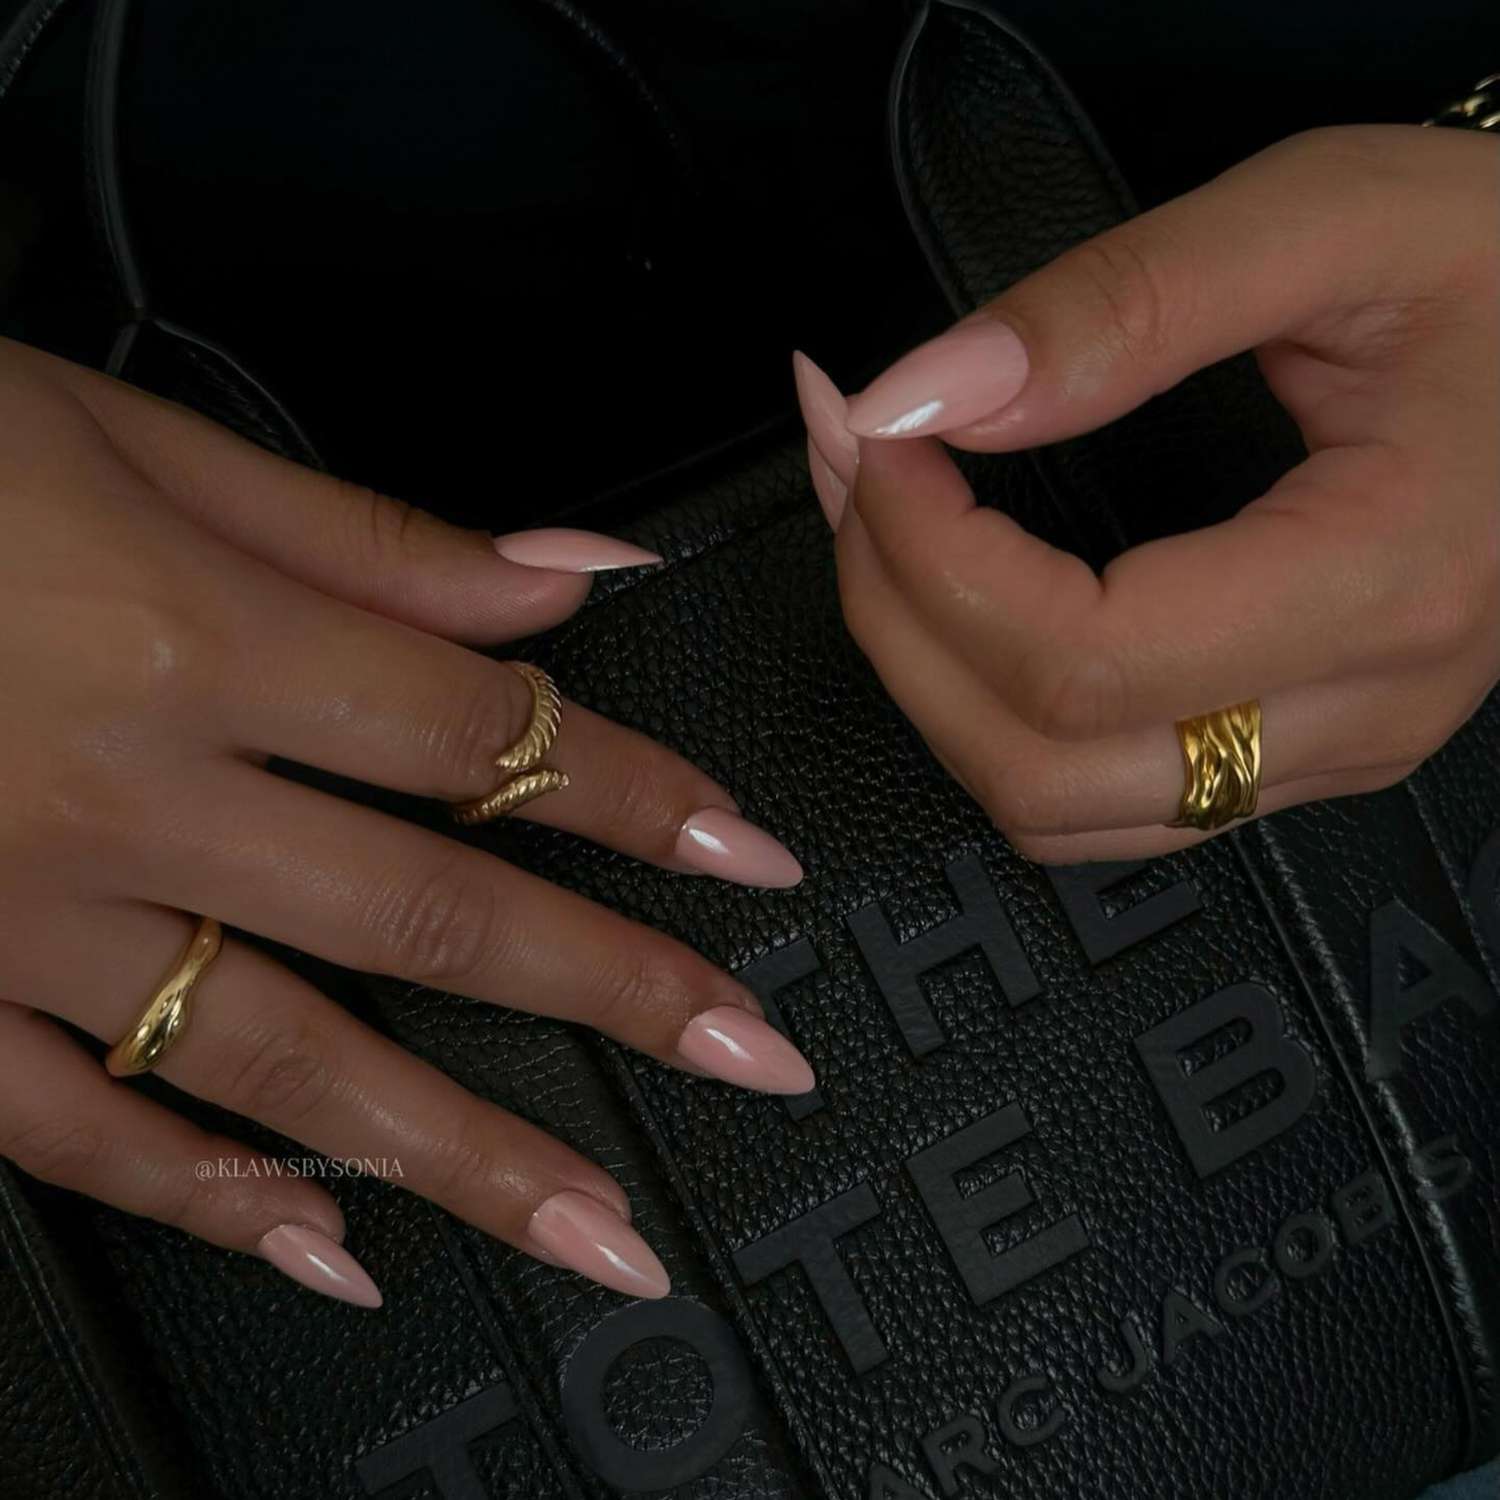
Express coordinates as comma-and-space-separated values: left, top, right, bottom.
12, 898, 675, 1299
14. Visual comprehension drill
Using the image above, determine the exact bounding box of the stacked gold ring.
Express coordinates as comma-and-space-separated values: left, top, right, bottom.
451, 662, 571, 826
1168, 699, 1262, 833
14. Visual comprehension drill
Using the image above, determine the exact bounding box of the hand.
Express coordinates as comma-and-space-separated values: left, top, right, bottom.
795, 124, 1500, 863
0, 337, 810, 1306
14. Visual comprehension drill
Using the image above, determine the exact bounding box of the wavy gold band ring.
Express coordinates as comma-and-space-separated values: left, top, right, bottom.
105, 915, 223, 1078
451, 662, 570, 826
1169, 699, 1263, 833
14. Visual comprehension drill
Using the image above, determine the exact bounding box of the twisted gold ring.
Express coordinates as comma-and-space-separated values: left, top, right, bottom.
105, 915, 223, 1078
1169, 699, 1262, 833
451, 662, 570, 826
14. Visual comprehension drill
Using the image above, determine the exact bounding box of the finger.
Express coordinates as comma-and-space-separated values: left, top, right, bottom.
837, 499, 1431, 853
0, 1000, 383, 1307
1011, 761, 1419, 865
40, 349, 661, 644
850, 432, 1476, 741
14, 904, 671, 1299
843, 125, 1487, 449
219, 586, 802, 886
114, 764, 815, 1096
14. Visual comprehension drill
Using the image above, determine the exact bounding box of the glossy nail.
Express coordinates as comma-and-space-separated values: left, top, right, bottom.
527, 1190, 671, 1299
256, 1224, 383, 1309
843, 317, 1030, 438
806, 439, 848, 529
678, 807, 803, 888
676, 1005, 816, 1094
792, 351, 859, 486
494, 528, 663, 573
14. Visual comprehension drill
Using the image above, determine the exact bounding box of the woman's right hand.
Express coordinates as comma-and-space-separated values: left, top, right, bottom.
0, 336, 810, 1306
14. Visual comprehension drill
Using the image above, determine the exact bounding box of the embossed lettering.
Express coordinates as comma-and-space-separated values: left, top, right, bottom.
907, 1103, 1089, 1305
1046, 860, 1200, 963
996, 1375, 1066, 1447
1367, 900, 1496, 1080
1331, 1171, 1395, 1248
1137, 983, 1317, 1177
1412, 1134, 1473, 1203
1097, 1313, 1155, 1394
849, 853, 1040, 1057
1213, 1247, 1278, 1318
1272, 1212, 1335, 1280
1161, 1288, 1224, 1365
1471, 829, 1500, 970
356, 1386, 519, 1500
733, 1184, 886, 1373
921, 1415, 997, 1496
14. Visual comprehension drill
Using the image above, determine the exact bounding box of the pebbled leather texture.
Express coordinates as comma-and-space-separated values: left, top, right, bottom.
1, 2, 1497, 1498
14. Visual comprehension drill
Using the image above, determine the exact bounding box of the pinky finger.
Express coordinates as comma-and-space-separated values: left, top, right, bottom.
1011, 760, 1420, 866
0, 1002, 382, 1309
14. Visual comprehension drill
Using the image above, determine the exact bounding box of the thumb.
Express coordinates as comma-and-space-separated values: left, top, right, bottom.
49, 351, 659, 644
844, 125, 1449, 453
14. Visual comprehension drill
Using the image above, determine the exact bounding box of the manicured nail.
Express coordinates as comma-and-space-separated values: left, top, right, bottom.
678, 807, 803, 888
527, 1190, 671, 1299
843, 317, 1030, 438
256, 1224, 383, 1309
676, 1005, 816, 1094
806, 439, 848, 530
494, 528, 663, 573
792, 351, 858, 486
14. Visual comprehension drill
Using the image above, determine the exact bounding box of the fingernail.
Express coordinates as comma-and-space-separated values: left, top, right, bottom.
256, 1224, 383, 1309
527, 1190, 671, 1299
843, 317, 1029, 438
792, 350, 859, 486
494, 528, 663, 573
677, 807, 803, 888
806, 437, 848, 530
676, 1005, 816, 1094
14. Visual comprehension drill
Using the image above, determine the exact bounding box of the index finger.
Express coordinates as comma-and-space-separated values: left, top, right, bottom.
849, 432, 1456, 740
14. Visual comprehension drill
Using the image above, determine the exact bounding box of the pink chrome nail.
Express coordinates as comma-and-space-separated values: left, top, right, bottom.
494, 528, 663, 573
676, 1006, 816, 1095
806, 439, 848, 530
527, 1190, 671, 1299
256, 1224, 383, 1309
843, 317, 1030, 438
792, 351, 859, 489
677, 807, 803, 889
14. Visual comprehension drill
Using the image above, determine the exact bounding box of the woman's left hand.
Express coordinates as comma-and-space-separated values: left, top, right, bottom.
795, 124, 1499, 863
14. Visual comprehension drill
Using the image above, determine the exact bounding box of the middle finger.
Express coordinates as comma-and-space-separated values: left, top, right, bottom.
115, 760, 816, 1095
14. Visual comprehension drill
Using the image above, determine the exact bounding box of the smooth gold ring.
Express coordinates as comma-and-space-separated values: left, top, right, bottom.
105, 915, 223, 1078
1169, 699, 1262, 833
451, 662, 570, 826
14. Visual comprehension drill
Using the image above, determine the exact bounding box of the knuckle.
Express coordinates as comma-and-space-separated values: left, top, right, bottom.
376, 858, 503, 986
974, 759, 1056, 837
1011, 641, 1127, 741
589, 945, 694, 1040
218, 1018, 338, 1125
2, 1115, 110, 1183
1065, 232, 1177, 369
435, 675, 527, 792
425, 1119, 507, 1207
348, 482, 422, 572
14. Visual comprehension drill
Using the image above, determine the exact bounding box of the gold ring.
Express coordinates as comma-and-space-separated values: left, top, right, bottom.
105, 915, 223, 1077
1169, 699, 1262, 832
451, 662, 571, 826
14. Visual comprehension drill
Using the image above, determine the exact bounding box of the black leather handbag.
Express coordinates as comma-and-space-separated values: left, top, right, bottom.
2, 3, 1499, 1498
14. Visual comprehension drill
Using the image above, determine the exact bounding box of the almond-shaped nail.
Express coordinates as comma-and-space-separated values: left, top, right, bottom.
678, 807, 803, 888
806, 439, 848, 530
527, 1190, 671, 1299
494, 528, 663, 573
792, 351, 859, 488
676, 1005, 816, 1094
843, 317, 1030, 438
256, 1224, 383, 1309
